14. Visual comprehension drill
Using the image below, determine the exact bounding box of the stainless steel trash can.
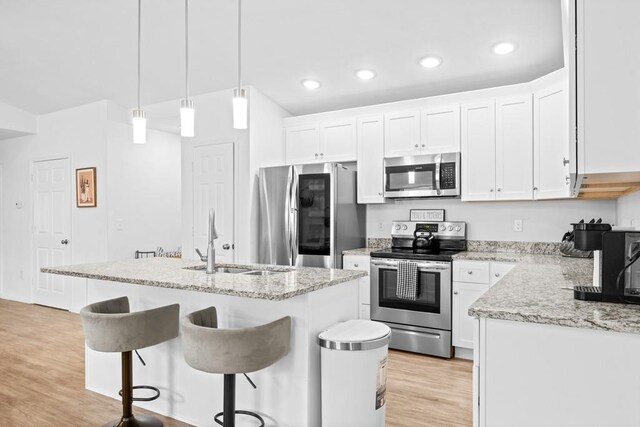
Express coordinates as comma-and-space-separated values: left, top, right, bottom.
318, 320, 392, 427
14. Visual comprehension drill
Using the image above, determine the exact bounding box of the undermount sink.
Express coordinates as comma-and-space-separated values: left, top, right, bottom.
184, 265, 284, 276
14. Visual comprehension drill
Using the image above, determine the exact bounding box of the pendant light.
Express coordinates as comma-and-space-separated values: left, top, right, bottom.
132, 0, 147, 144
232, 0, 248, 129
180, 0, 195, 137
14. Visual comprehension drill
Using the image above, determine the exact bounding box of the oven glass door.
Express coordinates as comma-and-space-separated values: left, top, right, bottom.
378, 267, 441, 313
385, 163, 437, 192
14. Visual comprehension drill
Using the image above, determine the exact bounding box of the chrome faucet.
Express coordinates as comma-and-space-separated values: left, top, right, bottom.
196, 209, 218, 274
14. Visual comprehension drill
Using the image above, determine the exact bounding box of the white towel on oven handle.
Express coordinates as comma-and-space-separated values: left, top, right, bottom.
396, 261, 418, 301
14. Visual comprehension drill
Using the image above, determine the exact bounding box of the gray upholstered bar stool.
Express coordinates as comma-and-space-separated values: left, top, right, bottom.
181, 307, 291, 427
80, 296, 180, 427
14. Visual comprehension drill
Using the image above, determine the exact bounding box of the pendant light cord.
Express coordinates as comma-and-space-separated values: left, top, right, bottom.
185, 0, 189, 100
237, 0, 242, 90
137, 0, 142, 110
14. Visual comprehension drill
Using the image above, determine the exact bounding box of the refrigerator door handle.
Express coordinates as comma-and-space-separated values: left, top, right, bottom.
290, 166, 299, 266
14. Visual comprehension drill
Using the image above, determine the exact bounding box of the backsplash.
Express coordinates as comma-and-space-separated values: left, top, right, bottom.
366, 238, 561, 255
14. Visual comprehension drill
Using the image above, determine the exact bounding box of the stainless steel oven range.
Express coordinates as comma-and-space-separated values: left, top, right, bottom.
370, 220, 466, 358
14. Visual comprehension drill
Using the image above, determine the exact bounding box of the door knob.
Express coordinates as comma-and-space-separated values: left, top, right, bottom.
414, 144, 419, 148
222, 244, 231, 250
563, 157, 570, 166
453, 291, 459, 295
61, 239, 69, 245
495, 273, 500, 277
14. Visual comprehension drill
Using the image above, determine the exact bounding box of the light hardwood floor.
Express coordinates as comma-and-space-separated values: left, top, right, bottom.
0, 299, 472, 426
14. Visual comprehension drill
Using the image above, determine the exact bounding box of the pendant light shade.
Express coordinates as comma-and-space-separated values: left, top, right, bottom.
180, 0, 195, 137
233, 88, 248, 130
132, 0, 147, 144
180, 99, 195, 137
232, 0, 248, 130
132, 109, 147, 144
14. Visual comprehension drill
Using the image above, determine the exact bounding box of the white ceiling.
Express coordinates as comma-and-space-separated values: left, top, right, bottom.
0, 0, 564, 116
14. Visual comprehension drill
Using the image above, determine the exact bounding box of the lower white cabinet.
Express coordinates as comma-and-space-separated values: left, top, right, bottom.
453, 260, 514, 350
343, 254, 371, 320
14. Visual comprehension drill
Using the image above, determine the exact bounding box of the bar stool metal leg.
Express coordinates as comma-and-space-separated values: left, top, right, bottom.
213, 374, 265, 427
103, 351, 163, 427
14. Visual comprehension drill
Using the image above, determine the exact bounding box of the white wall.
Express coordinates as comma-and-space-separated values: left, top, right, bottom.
106, 121, 182, 260
0, 100, 37, 139
617, 191, 640, 229
367, 198, 616, 242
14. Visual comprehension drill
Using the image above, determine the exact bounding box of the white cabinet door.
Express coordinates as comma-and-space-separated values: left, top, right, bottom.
534, 83, 571, 199
495, 96, 534, 201
320, 119, 357, 162
357, 115, 385, 204
384, 110, 421, 158
285, 124, 319, 165
420, 104, 461, 154
453, 282, 489, 349
490, 262, 515, 286
343, 255, 371, 317
461, 101, 496, 201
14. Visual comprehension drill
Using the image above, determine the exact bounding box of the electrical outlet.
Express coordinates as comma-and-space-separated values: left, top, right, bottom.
378, 221, 384, 231
116, 219, 124, 232
514, 219, 523, 232
19, 271, 24, 280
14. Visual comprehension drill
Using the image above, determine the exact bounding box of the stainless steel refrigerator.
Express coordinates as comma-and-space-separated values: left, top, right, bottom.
258, 163, 366, 269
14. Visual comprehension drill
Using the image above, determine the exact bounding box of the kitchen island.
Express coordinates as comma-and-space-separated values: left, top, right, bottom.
44, 258, 366, 427
468, 254, 640, 427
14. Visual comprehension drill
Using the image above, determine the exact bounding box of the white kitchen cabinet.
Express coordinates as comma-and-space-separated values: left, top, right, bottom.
461, 101, 496, 201
285, 119, 356, 165
534, 83, 571, 199
489, 262, 515, 286
285, 124, 319, 164
356, 115, 385, 204
343, 254, 371, 320
495, 95, 533, 201
420, 104, 461, 154
319, 119, 357, 162
453, 281, 489, 348
383, 110, 421, 157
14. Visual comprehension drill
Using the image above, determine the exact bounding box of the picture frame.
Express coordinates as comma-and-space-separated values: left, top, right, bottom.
76, 167, 97, 208
410, 209, 445, 222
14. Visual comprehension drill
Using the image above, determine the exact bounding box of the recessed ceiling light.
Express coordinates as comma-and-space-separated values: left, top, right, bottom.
419, 56, 442, 69
355, 69, 376, 81
492, 42, 517, 55
301, 79, 321, 90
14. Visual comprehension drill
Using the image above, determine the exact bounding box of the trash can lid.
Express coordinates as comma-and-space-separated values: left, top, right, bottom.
318, 320, 391, 351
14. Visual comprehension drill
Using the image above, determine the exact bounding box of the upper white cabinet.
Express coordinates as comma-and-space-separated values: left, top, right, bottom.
534, 83, 571, 199
357, 115, 385, 204
285, 124, 319, 165
319, 119, 357, 162
383, 110, 421, 157
420, 104, 461, 154
495, 95, 533, 201
285, 119, 356, 165
461, 101, 496, 201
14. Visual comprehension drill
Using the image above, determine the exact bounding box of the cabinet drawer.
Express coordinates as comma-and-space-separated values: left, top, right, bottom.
453, 261, 490, 284
343, 255, 370, 272
490, 262, 515, 286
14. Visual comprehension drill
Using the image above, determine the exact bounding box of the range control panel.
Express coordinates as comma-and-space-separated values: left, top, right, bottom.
391, 221, 466, 239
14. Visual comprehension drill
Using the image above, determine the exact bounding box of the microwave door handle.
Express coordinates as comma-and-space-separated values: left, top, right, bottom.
285, 166, 293, 266
290, 167, 299, 266
435, 154, 442, 195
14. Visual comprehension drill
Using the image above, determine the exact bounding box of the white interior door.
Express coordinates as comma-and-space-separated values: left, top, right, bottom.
33, 158, 72, 309
193, 143, 235, 263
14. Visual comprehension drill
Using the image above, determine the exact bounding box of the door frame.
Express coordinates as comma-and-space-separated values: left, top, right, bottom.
0, 164, 3, 299
191, 141, 237, 263
30, 154, 73, 304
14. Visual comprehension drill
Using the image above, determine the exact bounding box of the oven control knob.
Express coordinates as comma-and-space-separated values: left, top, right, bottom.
440, 225, 446, 231
402, 225, 408, 230
395, 225, 401, 231
448, 225, 453, 231
455, 226, 461, 232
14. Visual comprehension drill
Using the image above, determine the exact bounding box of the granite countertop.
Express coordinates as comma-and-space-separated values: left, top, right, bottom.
42, 258, 367, 301
342, 248, 377, 256
468, 255, 640, 335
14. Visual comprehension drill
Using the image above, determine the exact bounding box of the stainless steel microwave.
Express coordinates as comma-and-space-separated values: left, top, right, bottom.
383, 152, 460, 198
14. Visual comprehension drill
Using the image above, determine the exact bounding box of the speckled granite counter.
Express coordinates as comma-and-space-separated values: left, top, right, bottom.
342, 248, 377, 256
468, 254, 640, 335
42, 257, 367, 301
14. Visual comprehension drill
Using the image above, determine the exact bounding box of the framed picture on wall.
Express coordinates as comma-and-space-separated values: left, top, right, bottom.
76, 167, 97, 208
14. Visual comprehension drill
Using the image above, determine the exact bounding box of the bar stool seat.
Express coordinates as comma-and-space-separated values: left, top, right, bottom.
181, 307, 291, 427
80, 296, 179, 427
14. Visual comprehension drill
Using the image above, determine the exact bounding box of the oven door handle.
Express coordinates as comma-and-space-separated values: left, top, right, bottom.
371, 260, 450, 271
392, 327, 442, 339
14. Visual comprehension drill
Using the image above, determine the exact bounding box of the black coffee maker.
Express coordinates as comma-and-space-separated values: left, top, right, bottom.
573, 224, 640, 304
412, 224, 440, 253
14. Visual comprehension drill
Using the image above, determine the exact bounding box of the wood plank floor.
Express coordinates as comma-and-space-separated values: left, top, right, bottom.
0, 298, 472, 426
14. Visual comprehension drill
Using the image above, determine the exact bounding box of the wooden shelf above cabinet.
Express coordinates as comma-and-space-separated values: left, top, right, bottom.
577, 172, 640, 199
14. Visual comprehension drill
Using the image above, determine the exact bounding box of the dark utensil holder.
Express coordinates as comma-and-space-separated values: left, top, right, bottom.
573, 223, 612, 251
